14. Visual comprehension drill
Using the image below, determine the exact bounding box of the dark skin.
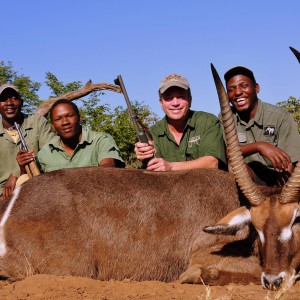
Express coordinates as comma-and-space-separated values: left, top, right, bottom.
0, 89, 23, 200
226, 75, 294, 178
17, 102, 116, 172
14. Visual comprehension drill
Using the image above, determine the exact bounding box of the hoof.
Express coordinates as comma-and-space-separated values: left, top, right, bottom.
179, 264, 203, 284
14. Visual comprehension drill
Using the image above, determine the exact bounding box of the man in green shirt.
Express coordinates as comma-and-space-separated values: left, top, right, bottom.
224, 66, 300, 186
134, 74, 226, 171
0, 84, 54, 200
17, 99, 124, 173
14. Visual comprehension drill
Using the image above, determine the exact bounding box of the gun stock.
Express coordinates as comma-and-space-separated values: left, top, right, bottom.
14, 122, 41, 177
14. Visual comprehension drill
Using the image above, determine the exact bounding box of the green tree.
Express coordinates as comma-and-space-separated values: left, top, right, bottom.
0, 60, 41, 114
277, 96, 300, 133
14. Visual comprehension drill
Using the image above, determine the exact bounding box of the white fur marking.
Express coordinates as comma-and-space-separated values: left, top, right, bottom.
278, 208, 298, 242
0, 186, 21, 256
228, 209, 251, 226
257, 230, 265, 245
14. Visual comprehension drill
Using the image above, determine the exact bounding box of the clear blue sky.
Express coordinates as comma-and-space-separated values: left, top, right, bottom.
2, 0, 300, 119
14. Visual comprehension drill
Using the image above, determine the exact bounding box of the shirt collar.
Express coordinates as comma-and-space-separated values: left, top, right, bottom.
233, 99, 263, 126
49, 127, 92, 151
0, 113, 29, 136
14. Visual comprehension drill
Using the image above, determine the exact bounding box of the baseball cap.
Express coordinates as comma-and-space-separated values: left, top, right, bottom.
224, 66, 256, 84
0, 83, 20, 96
159, 74, 190, 94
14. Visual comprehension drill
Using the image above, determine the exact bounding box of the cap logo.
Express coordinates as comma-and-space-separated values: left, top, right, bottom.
165, 74, 183, 82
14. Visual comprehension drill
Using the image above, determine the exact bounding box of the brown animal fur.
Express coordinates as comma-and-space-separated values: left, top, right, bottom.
0, 167, 262, 284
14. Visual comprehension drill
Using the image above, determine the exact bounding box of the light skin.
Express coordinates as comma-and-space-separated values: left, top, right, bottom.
134, 86, 218, 171
226, 74, 293, 174
17, 102, 116, 173
0, 90, 23, 200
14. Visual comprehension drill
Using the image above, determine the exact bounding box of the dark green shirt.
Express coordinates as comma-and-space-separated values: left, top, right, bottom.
150, 110, 226, 166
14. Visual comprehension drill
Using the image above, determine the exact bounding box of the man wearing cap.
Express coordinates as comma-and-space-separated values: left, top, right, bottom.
223, 66, 300, 186
134, 74, 226, 171
0, 83, 54, 200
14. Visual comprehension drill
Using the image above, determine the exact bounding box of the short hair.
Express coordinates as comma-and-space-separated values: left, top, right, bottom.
49, 99, 80, 121
224, 66, 256, 85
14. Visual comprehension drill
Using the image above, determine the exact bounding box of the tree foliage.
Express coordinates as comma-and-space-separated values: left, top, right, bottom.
277, 96, 300, 133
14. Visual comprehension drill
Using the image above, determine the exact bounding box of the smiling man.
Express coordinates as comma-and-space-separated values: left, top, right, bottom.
0, 84, 54, 199
134, 74, 226, 171
224, 66, 300, 186
17, 99, 124, 173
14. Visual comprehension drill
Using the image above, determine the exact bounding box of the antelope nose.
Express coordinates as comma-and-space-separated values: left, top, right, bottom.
262, 274, 283, 290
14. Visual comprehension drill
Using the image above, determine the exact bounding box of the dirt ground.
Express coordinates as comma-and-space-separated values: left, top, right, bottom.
0, 275, 300, 300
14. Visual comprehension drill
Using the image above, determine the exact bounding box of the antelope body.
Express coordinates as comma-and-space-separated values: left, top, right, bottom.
0, 167, 258, 283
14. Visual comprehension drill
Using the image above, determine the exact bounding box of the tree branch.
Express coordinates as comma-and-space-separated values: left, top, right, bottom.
35, 80, 121, 116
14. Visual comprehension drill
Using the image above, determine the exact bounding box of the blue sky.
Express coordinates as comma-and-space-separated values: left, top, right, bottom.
2, 0, 300, 119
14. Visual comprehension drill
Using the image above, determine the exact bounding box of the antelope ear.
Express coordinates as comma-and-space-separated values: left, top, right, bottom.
203, 206, 251, 235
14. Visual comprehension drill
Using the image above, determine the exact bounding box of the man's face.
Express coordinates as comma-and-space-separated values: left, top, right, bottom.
160, 87, 191, 121
226, 75, 260, 115
0, 89, 22, 122
51, 103, 82, 139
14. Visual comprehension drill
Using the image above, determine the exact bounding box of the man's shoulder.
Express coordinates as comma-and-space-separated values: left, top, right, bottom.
24, 113, 49, 127
260, 100, 289, 117
150, 117, 166, 133
191, 110, 218, 120
84, 128, 113, 140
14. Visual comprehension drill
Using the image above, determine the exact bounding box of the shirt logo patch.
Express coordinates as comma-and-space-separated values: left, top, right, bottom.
263, 126, 275, 136
188, 136, 200, 147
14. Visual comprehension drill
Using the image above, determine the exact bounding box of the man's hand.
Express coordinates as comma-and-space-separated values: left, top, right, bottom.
134, 140, 155, 161
256, 142, 293, 172
1, 173, 17, 200
16, 150, 35, 175
146, 158, 172, 171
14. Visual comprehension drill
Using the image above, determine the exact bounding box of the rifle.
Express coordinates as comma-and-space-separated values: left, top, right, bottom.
114, 75, 152, 143
14, 122, 41, 178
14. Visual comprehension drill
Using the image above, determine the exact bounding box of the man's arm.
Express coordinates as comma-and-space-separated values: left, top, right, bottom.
239, 142, 292, 172
146, 156, 218, 171
99, 158, 116, 167
1, 173, 17, 200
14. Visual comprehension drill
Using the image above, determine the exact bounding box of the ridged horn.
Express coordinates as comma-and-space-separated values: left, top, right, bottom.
279, 160, 300, 203
211, 63, 265, 206
290, 47, 300, 64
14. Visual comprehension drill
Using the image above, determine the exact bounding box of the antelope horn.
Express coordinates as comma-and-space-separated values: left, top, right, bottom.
290, 47, 300, 64
211, 64, 265, 206
280, 160, 300, 203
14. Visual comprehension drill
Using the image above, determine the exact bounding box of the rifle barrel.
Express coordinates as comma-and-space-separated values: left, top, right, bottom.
114, 75, 149, 143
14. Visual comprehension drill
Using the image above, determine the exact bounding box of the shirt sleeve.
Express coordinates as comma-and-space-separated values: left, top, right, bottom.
37, 116, 55, 149
199, 117, 227, 166
95, 133, 124, 164
277, 114, 300, 163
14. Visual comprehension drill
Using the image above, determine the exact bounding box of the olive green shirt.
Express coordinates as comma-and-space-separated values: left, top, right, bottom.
150, 110, 227, 166
37, 128, 124, 172
0, 113, 54, 194
231, 99, 300, 168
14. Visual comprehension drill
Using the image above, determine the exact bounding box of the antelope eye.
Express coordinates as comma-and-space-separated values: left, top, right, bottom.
293, 216, 300, 225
